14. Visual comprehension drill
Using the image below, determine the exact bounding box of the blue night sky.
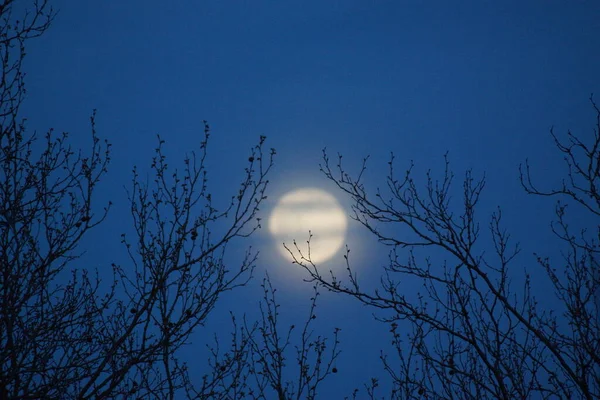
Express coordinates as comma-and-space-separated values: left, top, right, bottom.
23, 1, 600, 397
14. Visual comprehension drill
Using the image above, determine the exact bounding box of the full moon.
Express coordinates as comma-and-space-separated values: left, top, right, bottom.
269, 188, 347, 264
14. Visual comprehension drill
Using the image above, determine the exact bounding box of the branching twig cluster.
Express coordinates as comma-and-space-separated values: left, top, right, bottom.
290, 101, 600, 399
0, 2, 276, 398
194, 274, 341, 400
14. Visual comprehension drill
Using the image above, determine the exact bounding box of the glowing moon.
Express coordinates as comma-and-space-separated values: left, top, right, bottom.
269, 188, 347, 264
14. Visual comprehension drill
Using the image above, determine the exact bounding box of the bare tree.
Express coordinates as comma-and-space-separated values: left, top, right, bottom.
6, 1, 598, 399
291, 100, 600, 399
0, 1, 274, 398
194, 273, 341, 400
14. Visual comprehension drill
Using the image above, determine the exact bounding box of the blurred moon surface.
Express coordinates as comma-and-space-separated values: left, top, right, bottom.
269, 188, 347, 264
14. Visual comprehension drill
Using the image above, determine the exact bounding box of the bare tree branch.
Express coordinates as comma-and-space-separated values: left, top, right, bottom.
290, 100, 600, 399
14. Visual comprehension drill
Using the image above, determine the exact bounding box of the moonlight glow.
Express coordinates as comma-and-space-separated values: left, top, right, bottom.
269, 188, 347, 264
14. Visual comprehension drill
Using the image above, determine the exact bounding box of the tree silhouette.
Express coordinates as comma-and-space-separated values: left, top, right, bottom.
3, 1, 599, 399
193, 274, 341, 400
290, 100, 600, 399
0, 1, 276, 398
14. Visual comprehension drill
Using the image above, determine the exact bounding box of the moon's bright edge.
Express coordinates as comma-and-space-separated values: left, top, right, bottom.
268, 188, 347, 264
